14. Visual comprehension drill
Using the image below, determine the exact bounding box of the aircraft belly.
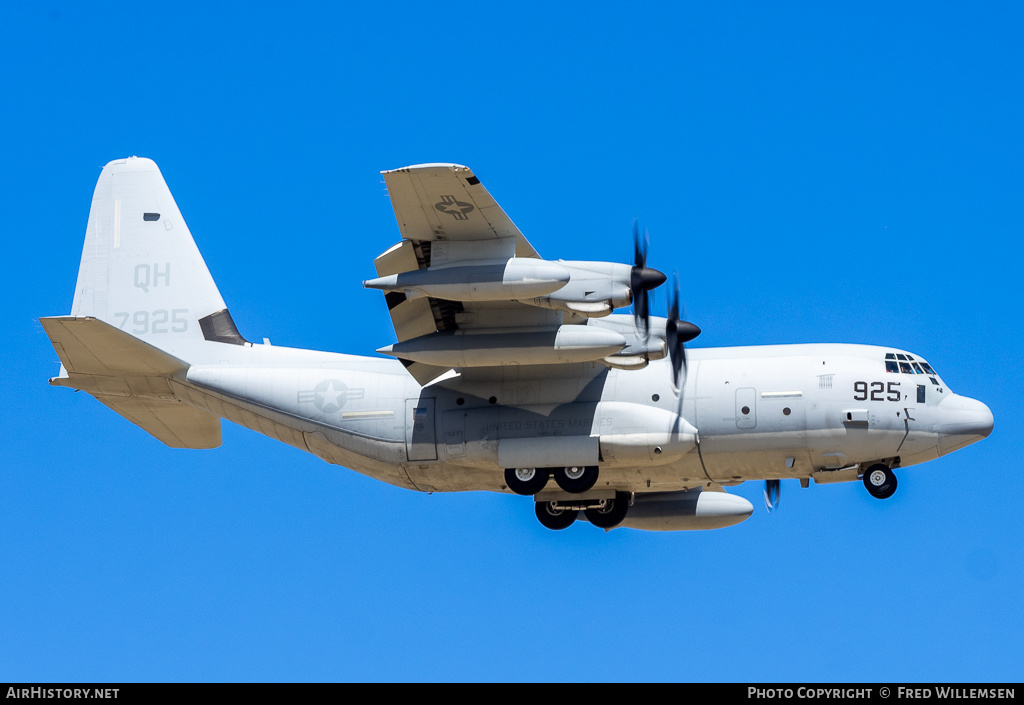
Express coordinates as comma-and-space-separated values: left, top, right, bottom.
398, 459, 710, 494
700, 439, 815, 482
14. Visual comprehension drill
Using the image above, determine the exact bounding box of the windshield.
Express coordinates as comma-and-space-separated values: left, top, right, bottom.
884, 352, 943, 387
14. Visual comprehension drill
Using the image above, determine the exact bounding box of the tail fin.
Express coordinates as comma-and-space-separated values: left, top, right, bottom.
41, 157, 243, 448
69, 157, 247, 356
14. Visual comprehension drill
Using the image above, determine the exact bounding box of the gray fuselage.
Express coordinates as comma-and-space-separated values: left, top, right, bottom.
176, 341, 990, 495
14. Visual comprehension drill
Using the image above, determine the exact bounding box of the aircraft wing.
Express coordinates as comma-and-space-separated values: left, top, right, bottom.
375, 164, 563, 384
381, 163, 540, 258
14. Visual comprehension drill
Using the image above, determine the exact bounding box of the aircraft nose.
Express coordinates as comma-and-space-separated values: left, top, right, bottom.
937, 394, 994, 456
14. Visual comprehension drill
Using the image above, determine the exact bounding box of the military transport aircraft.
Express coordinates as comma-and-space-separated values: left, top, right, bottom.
41, 157, 994, 531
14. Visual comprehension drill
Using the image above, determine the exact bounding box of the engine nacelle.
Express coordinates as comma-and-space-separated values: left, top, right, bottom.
368, 254, 650, 320
379, 325, 626, 367
364, 258, 571, 301
617, 489, 754, 531
586, 315, 668, 369
523, 260, 634, 317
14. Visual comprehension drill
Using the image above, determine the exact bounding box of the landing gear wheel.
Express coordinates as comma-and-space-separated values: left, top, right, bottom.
863, 464, 898, 499
554, 465, 599, 493
535, 501, 579, 530
504, 467, 550, 496
584, 491, 630, 529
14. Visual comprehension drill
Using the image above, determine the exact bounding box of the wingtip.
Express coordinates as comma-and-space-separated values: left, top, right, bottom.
381, 163, 471, 175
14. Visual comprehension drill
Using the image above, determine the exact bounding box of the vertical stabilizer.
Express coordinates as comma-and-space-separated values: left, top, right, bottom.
70, 157, 245, 356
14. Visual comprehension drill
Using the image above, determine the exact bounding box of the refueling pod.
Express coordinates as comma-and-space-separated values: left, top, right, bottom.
615, 489, 754, 531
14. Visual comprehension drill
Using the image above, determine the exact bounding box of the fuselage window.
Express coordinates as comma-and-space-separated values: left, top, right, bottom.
886, 360, 899, 373
917, 385, 926, 403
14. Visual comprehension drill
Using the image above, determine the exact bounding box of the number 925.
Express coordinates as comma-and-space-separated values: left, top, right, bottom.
854, 381, 900, 402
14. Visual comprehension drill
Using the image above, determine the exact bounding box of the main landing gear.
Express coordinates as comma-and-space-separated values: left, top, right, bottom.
534, 492, 631, 531
863, 463, 898, 499
504, 466, 600, 496
504, 467, 550, 496
506, 465, 622, 531
553, 466, 599, 493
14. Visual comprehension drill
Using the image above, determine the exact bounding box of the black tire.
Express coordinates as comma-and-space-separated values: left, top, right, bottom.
554, 465, 599, 493
584, 491, 630, 529
504, 467, 550, 496
535, 501, 578, 530
863, 464, 898, 499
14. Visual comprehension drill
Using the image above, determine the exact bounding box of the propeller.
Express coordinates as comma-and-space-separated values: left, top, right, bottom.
631, 220, 666, 341
665, 272, 701, 389
764, 479, 781, 512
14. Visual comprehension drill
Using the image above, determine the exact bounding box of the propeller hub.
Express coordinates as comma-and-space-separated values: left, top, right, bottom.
631, 266, 667, 291
674, 321, 701, 343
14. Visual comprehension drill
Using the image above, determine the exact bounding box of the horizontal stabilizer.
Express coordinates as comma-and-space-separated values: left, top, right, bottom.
95, 396, 221, 449
41, 316, 188, 379
41, 315, 221, 448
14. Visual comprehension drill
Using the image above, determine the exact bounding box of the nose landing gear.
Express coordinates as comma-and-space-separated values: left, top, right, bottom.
863, 464, 898, 499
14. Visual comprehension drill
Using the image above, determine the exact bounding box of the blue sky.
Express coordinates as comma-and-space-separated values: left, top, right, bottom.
2, 2, 1021, 682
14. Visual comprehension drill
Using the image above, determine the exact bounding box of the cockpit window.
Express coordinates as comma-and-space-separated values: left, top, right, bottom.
884, 353, 940, 379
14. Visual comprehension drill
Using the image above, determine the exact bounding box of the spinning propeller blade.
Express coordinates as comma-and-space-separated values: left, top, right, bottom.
764, 479, 781, 512
665, 272, 701, 390
630, 219, 666, 342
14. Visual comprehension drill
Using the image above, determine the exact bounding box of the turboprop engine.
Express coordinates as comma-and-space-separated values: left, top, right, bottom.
363, 258, 573, 301
364, 256, 665, 319
378, 325, 628, 367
